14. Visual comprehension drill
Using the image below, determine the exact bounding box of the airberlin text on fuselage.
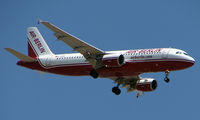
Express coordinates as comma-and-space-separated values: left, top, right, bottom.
127, 48, 161, 59
127, 48, 162, 54
29, 31, 45, 53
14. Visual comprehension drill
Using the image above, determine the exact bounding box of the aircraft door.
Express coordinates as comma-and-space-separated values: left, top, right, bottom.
162, 49, 170, 58
45, 56, 53, 66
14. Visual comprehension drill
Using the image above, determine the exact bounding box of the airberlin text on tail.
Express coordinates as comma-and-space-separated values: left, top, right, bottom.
27, 27, 53, 58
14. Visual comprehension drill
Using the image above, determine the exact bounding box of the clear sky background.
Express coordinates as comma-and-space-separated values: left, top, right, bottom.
1, 0, 200, 120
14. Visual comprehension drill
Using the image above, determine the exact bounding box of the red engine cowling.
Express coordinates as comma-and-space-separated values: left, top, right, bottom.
136, 78, 157, 92
102, 54, 125, 67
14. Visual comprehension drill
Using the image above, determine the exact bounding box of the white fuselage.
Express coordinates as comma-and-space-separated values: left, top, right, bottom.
37, 48, 194, 69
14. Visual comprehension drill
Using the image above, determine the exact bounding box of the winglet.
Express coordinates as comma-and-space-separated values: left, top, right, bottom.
5, 48, 37, 62
38, 19, 43, 24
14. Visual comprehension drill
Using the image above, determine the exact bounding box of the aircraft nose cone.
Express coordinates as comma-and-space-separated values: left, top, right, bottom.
187, 56, 195, 67
191, 58, 195, 65
189, 56, 195, 62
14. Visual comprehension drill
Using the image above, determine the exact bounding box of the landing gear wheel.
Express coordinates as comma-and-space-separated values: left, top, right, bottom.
112, 87, 121, 95
164, 70, 170, 83
164, 77, 170, 83
90, 69, 99, 79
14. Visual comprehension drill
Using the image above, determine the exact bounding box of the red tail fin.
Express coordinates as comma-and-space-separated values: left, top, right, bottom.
28, 41, 37, 58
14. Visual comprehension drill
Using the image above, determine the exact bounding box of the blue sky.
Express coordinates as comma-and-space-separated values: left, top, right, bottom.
1, 0, 200, 120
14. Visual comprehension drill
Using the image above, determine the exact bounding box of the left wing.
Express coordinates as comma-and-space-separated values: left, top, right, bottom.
39, 20, 105, 68
110, 75, 141, 92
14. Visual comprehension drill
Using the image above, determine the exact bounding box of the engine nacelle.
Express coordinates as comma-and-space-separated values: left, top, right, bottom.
136, 78, 157, 92
102, 54, 125, 67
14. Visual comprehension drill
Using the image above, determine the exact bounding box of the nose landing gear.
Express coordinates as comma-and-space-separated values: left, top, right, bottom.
164, 70, 170, 83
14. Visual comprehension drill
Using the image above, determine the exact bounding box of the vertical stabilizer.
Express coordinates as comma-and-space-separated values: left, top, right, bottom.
27, 27, 53, 57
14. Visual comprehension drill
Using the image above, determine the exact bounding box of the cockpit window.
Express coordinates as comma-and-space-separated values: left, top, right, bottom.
176, 51, 189, 56
176, 51, 182, 54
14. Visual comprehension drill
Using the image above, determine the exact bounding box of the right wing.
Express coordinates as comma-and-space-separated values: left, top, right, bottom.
39, 20, 105, 68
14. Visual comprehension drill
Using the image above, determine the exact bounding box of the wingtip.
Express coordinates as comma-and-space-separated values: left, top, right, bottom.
38, 19, 50, 25
38, 19, 43, 24
38, 19, 45, 24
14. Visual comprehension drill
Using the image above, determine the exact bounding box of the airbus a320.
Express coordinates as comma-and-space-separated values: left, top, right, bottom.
5, 20, 195, 98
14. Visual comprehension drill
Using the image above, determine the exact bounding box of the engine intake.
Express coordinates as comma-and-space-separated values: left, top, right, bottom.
102, 54, 125, 67
136, 78, 157, 92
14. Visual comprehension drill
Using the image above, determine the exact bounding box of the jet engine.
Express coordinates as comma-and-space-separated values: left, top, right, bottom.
102, 54, 125, 67
136, 78, 157, 92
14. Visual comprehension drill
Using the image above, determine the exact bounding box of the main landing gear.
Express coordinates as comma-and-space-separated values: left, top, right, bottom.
112, 84, 121, 95
90, 69, 99, 79
164, 70, 170, 83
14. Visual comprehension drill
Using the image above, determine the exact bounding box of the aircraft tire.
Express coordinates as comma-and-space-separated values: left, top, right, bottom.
90, 69, 99, 79
164, 77, 170, 83
112, 87, 121, 95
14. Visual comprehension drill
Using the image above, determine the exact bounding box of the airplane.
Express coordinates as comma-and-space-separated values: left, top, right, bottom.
5, 20, 195, 98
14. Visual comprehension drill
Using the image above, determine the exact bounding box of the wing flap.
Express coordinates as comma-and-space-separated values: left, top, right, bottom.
5, 48, 36, 62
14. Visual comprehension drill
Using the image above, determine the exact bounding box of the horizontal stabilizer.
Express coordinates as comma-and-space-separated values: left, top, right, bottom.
5, 48, 37, 62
